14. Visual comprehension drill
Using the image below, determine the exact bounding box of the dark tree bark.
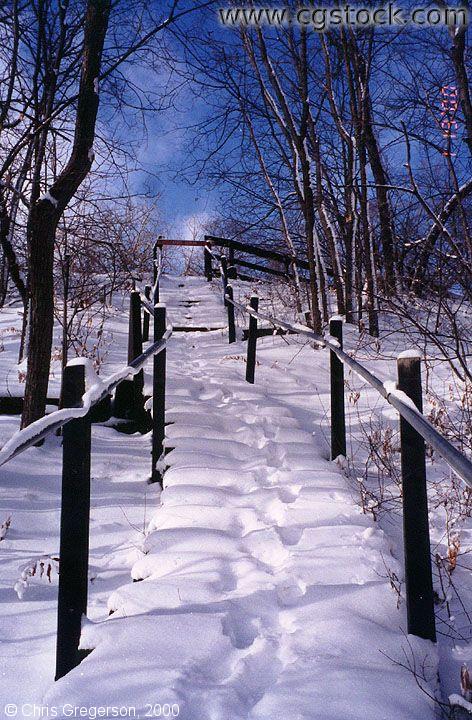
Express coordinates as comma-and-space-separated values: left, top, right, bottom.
348, 33, 396, 297
311, 132, 346, 316
0, 187, 27, 305
22, 0, 111, 428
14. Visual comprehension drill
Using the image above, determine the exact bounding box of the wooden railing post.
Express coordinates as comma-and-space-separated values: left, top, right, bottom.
246, 295, 259, 383
142, 285, 151, 342
153, 238, 162, 304
226, 285, 236, 344
55, 363, 91, 680
221, 256, 228, 304
153, 237, 161, 285
129, 290, 145, 421
151, 304, 167, 486
113, 291, 145, 423
204, 243, 213, 281
329, 318, 346, 460
228, 246, 237, 279
397, 353, 436, 642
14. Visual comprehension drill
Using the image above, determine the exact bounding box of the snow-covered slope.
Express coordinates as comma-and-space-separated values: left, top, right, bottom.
0, 276, 441, 718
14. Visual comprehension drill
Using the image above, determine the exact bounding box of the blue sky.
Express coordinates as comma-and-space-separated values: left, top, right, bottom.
93, 3, 222, 240
111, 3, 224, 238
112, 1, 471, 240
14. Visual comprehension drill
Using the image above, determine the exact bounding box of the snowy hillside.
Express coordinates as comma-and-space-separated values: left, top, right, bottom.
0, 275, 469, 719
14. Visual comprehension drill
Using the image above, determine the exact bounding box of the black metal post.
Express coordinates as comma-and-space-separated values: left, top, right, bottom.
153, 238, 162, 304
226, 285, 236, 344
152, 305, 166, 486
221, 256, 228, 305
129, 290, 145, 421
397, 353, 436, 642
329, 318, 346, 460
204, 244, 213, 281
55, 363, 91, 680
142, 285, 151, 342
246, 295, 259, 384
113, 291, 144, 422
228, 246, 237, 279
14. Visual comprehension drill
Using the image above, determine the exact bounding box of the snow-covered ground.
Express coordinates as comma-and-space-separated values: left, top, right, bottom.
0, 274, 469, 719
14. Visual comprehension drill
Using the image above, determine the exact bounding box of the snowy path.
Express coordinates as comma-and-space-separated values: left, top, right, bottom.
159, 275, 226, 329
1, 276, 437, 719
46, 277, 435, 719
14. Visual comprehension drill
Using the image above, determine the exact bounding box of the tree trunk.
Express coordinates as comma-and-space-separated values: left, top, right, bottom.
0, 188, 27, 305
449, 22, 472, 156
0, 255, 9, 307
343, 145, 356, 323
21, 0, 111, 428
364, 116, 396, 296
22, 203, 56, 425
358, 141, 379, 337
347, 33, 396, 297
300, 156, 323, 333
312, 135, 345, 315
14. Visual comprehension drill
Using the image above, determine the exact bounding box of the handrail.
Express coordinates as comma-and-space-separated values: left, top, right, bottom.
205, 245, 220, 261
0, 325, 172, 468
205, 234, 312, 272
152, 241, 163, 299
226, 293, 326, 346
138, 290, 155, 316
222, 290, 472, 486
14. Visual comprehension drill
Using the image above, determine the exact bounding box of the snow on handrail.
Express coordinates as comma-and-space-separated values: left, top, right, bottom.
151, 243, 163, 300
0, 325, 173, 468
204, 244, 220, 261
137, 290, 155, 316
226, 293, 326, 347
223, 291, 472, 486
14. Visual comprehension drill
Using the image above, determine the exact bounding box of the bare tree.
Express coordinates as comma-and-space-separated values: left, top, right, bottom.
22, 0, 112, 427
0, 0, 213, 426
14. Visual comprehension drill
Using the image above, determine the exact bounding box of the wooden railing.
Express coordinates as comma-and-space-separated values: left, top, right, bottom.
206, 243, 472, 645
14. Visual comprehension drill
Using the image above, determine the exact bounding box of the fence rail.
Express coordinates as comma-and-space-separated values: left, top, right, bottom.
0, 327, 171, 468
205, 234, 312, 272
218, 271, 472, 489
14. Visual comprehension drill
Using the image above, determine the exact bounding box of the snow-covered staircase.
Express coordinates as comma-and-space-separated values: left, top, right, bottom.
42, 275, 436, 719
159, 275, 226, 331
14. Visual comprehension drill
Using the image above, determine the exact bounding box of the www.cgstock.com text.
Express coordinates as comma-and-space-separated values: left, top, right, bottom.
218, 4, 469, 31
